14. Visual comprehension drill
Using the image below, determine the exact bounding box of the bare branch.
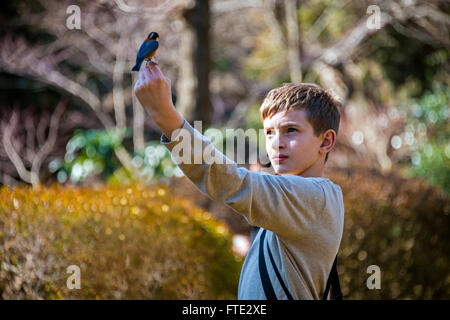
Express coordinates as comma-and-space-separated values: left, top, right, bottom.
304, 0, 351, 43
24, 108, 36, 162
212, 0, 262, 13
36, 113, 50, 148
114, 0, 188, 16
261, 0, 286, 46
113, 33, 128, 129
2, 111, 32, 184
312, 13, 393, 68
303, 0, 449, 69
1, 101, 66, 187
0, 35, 114, 129
30, 101, 67, 186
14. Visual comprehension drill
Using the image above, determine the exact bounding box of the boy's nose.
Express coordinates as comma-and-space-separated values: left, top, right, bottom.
271, 132, 286, 150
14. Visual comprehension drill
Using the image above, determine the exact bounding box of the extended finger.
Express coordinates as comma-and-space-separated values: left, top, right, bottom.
143, 63, 155, 83
138, 66, 147, 84
149, 61, 163, 77
143, 65, 152, 80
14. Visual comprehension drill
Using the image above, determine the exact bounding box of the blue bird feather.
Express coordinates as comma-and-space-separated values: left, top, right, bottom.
132, 40, 159, 71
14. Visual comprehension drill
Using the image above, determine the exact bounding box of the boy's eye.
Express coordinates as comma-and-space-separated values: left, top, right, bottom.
265, 128, 297, 135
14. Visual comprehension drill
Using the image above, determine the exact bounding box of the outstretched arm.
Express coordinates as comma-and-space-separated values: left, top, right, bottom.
134, 62, 184, 139
133, 62, 326, 239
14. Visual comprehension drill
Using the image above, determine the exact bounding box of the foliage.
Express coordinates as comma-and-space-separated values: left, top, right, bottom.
370, 26, 449, 94
107, 142, 184, 186
0, 183, 242, 299
49, 129, 183, 185
407, 142, 450, 196
402, 84, 450, 194
242, 33, 285, 81
328, 168, 450, 299
50, 127, 128, 183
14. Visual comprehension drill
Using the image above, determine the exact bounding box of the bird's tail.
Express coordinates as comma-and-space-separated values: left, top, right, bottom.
132, 60, 143, 72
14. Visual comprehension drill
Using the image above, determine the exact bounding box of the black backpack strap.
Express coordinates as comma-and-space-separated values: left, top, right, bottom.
322, 255, 343, 300
259, 228, 343, 300
331, 256, 343, 300
267, 239, 294, 300
258, 229, 277, 300
258, 229, 294, 300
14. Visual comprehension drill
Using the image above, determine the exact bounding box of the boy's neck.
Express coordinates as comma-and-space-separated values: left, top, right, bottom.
297, 161, 324, 178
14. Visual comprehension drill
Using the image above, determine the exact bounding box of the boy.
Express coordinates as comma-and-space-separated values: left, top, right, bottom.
134, 62, 344, 300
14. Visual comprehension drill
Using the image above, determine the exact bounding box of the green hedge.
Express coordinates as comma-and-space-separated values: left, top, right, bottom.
0, 184, 242, 299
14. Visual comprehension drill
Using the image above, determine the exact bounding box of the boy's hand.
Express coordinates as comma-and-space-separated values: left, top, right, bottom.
134, 61, 173, 116
133, 61, 184, 139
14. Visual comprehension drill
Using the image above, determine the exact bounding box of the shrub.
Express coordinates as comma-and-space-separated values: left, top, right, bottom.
328, 168, 450, 299
50, 126, 184, 185
0, 183, 242, 299
403, 83, 450, 194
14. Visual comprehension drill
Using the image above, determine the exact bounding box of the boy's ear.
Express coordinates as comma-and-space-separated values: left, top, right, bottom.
320, 130, 336, 153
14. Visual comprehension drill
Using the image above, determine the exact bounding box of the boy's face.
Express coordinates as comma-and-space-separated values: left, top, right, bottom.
263, 109, 330, 177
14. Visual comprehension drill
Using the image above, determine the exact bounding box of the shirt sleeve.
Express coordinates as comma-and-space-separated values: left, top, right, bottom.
160, 119, 326, 239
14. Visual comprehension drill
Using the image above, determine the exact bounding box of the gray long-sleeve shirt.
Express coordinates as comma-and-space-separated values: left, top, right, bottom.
160, 119, 344, 300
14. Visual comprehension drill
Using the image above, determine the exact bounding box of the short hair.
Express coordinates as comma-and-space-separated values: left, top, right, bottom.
260, 83, 342, 163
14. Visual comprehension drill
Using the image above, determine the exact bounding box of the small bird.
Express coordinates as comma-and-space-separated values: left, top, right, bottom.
132, 32, 159, 72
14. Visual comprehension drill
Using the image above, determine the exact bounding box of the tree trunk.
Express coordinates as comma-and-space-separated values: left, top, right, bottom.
176, 0, 212, 126
285, 0, 302, 83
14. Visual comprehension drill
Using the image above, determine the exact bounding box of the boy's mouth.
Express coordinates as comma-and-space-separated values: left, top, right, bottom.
273, 154, 289, 162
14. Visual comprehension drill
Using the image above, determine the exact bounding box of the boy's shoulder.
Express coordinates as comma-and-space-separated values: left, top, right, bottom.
260, 172, 338, 187
257, 172, 343, 203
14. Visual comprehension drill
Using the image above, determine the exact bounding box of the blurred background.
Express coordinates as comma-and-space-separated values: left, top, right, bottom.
0, 0, 448, 299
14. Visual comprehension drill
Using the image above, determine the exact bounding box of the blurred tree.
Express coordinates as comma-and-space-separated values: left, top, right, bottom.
0, 0, 193, 186
0, 0, 448, 184
177, 0, 213, 126
0, 101, 66, 188
285, 0, 302, 82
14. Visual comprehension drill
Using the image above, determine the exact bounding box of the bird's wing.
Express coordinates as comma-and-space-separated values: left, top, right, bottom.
136, 41, 159, 60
